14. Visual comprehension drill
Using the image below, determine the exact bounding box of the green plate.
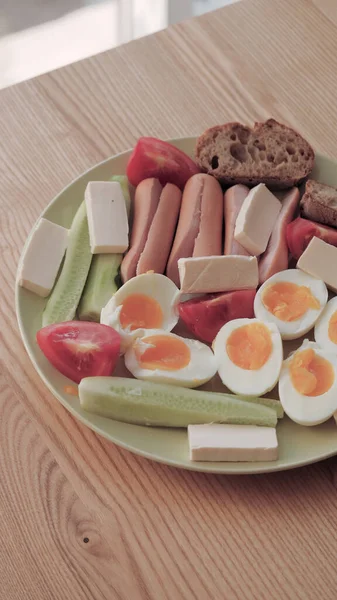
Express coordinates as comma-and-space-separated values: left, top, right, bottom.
15, 137, 337, 473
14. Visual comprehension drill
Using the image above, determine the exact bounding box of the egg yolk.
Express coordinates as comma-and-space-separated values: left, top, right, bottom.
226, 322, 272, 370
119, 294, 164, 331
135, 335, 191, 371
289, 348, 334, 396
262, 282, 320, 322
328, 311, 337, 344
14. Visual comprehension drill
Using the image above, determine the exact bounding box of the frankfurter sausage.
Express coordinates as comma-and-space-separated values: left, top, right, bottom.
121, 178, 161, 282
224, 184, 250, 256
258, 187, 300, 284
166, 174, 223, 286
137, 183, 182, 275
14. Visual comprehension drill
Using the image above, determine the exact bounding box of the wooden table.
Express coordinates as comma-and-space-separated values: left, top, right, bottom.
2, 0, 337, 597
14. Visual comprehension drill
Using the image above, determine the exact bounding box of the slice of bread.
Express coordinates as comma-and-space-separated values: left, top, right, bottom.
195, 119, 314, 189
300, 180, 337, 227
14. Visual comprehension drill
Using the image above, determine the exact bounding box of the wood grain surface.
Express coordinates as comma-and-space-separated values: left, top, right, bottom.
2, 0, 337, 598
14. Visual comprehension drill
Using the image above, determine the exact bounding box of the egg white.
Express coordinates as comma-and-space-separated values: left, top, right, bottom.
100, 273, 180, 352
314, 296, 337, 354
254, 269, 327, 340
278, 340, 337, 426
213, 318, 283, 397
124, 329, 217, 388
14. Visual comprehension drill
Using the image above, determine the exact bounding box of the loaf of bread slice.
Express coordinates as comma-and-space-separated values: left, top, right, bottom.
195, 119, 314, 189
300, 180, 337, 227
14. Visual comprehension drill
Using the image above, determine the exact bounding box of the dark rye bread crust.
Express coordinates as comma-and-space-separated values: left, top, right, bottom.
300, 180, 337, 227
195, 119, 315, 190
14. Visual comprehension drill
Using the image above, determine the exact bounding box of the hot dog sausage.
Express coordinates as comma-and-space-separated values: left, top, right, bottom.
121, 178, 161, 282
137, 183, 182, 275
166, 174, 223, 286
258, 187, 300, 284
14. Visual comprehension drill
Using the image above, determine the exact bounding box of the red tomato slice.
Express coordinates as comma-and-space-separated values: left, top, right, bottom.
286, 217, 337, 259
37, 321, 121, 384
126, 137, 200, 189
178, 290, 256, 344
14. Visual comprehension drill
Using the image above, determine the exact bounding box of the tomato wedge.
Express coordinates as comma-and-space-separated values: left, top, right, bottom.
286, 217, 337, 259
37, 321, 121, 383
126, 137, 200, 189
178, 290, 256, 344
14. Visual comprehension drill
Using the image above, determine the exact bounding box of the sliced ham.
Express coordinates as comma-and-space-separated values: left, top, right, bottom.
258, 187, 300, 284
224, 185, 251, 256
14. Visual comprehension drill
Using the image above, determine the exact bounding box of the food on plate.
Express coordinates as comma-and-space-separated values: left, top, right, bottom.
300, 179, 337, 227
178, 289, 256, 343
166, 174, 223, 286
254, 269, 327, 340
297, 236, 337, 293
124, 330, 217, 388
278, 340, 337, 426
178, 255, 259, 294
126, 137, 200, 189
85, 181, 129, 254
258, 187, 299, 284
213, 318, 283, 397
37, 321, 121, 383
43, 202, 93, 326
136, 181, 182, 275
195, 119, 314, 189
188, 424, 278, 462
18, 218, 68, 297
211, 392, 283, 417
234, 183, 282, 256
78, 253, 122, 322
79, 377, 278, 427
110, 175, 132, 217
286, 217, 337, 260
315, 297, 337, 353
223, 184, 250, 255
100, 273, 180, 352
121, 178, 181, 281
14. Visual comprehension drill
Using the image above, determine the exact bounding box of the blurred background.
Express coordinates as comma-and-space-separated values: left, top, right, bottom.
0, 0, 236, 89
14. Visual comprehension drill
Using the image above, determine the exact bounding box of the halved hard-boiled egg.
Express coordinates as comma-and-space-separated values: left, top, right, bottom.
213, 318, 283, 397
254, 269, 327, 340
125, 329, 217, 387
101, 273, 180, 352
315, 296, 337, 354
278, 340, 337, 426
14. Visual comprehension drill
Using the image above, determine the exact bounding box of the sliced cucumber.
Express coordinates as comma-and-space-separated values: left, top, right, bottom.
212, 392, 283, 418
110, 175, 131, 218
43, 201, 92, 326
79, 377, 278, 428
78, 253, 122, 322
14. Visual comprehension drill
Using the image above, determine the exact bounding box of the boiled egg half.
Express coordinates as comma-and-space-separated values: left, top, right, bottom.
254, 269, 327, 340
213, 318, 283, 397
278, 340, 337, 426
101, 273, 180, 352
314, 296, 337, 354
125, 329, 217, 387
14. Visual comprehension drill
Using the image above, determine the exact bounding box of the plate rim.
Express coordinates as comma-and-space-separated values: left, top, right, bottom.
15, 139, 337, 474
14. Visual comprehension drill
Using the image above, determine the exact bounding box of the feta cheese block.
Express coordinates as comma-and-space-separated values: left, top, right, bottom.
188, 424, 278, 462
85, 181, 129, 254
18, 218, 68, 297
234, 183, 282, 256
297, 236, 337, 293
178, 255, 258, 293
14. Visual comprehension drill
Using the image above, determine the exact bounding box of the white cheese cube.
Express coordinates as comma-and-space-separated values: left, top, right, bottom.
18, 218, 68, 297
297, 236, 337, 293
188, 424, 278, 462
178, 255, 258, 294
234, 183, 282, 256
85, 181, 129, 254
